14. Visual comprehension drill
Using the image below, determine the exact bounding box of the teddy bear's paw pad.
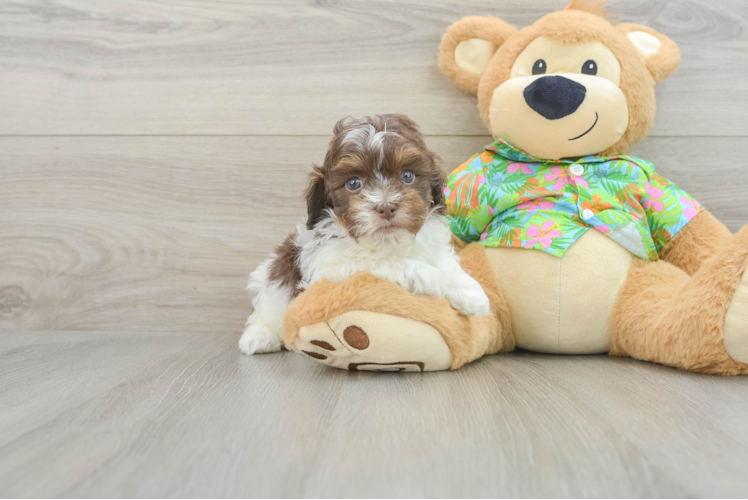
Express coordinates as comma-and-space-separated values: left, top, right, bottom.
724, 269, 748, 364
292, 311, 452, 372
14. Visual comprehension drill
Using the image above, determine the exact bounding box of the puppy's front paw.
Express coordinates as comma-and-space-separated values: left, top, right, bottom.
446, 279, 491, 317
239, 323, 283, 355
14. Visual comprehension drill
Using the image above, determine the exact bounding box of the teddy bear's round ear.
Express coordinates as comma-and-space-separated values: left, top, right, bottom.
439, 16, 517, 94
617, 23, 681, 83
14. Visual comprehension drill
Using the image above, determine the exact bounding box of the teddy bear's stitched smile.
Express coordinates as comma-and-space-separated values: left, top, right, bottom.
569, 112, 599, 141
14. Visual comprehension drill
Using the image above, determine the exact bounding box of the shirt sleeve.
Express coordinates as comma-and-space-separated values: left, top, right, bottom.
444, 154, 488, 242
640, 170, 704, 252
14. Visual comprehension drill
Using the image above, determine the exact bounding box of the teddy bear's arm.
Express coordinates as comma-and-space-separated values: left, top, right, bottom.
658, 211, 733, 275
283, 243, 514, 371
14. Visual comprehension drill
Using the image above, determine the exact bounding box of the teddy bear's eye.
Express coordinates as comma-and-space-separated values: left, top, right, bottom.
532, 59, 547, 75
582, 60, 598, 75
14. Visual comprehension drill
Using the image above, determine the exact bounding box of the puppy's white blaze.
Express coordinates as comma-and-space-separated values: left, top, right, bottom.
363, 179, 403, 205
368, 130, 386, 151
367, 130, 388, 170
362, 186, 387, 205
340, 120, 402, 165
341, 124, 375, 149
373, 169, 387, 186
369, 130, 402, 156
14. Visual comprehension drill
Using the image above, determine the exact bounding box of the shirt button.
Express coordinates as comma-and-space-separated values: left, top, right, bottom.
570, 164, 585, 176
582, 209, 595, 220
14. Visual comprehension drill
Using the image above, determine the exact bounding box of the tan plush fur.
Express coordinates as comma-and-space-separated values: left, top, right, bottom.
457, 243, 515, 363
565, 0, 612, 19
438, 16, 517, 94
616, 23, 681, 83
283, 243, 513, 369
659, 211, 734, 276
610, 225, 748, 375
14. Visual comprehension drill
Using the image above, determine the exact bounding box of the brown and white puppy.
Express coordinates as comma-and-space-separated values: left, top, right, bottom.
240, 114, 490, 355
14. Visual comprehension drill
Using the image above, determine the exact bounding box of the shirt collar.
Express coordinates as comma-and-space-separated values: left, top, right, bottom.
486, 138, 624, 164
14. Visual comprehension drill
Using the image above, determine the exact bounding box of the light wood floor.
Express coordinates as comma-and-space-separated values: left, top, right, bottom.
4, 332, 748, 497
1, 0, 748, 497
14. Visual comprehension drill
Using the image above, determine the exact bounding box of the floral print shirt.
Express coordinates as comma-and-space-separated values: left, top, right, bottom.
444, 139, 703, 261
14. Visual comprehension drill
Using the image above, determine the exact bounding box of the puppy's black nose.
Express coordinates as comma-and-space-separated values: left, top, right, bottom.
375, 203, 398, 221
523, 76, 586, 120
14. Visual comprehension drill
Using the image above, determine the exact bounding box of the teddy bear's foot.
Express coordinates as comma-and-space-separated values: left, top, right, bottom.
290, 311, 453, 372
610, 224, 748, 375
724, 268, 748, 364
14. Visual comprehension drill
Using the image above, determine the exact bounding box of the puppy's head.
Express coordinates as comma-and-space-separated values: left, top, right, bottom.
306, 114, 444, 242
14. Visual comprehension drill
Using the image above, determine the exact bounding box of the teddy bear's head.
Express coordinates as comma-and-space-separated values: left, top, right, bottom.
439, 0, 680, 160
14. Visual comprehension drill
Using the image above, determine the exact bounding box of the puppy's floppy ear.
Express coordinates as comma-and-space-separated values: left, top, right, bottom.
430, 164, 447, 215
306, 165, 330, 230
617, 23, 681, 83
439, 16, 517, 94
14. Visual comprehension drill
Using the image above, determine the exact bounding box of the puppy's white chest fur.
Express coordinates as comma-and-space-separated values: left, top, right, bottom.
292, 213, 490, 320
296, 214, 453, 288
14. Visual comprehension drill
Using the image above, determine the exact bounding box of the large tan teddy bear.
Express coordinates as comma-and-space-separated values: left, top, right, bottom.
281, 1, 748, 375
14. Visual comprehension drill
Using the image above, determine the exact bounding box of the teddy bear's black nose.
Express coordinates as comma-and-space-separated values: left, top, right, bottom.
523, 76, 587, 120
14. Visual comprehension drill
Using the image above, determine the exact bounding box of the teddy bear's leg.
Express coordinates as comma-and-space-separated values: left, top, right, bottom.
283, 243, 514, 371
658, 211, 734, 275
609, 225, 748, 375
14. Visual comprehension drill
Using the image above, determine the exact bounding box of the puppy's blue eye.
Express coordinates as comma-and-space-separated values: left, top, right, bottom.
401, 170, 415, 184
346, 178, 362, 191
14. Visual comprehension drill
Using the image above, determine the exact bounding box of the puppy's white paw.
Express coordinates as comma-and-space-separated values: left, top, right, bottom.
446, 278, 491, 317
239, 323, 283, 355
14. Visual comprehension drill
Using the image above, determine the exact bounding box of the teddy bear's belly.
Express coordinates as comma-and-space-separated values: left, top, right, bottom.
484, 230, 634, 354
